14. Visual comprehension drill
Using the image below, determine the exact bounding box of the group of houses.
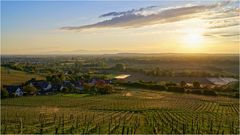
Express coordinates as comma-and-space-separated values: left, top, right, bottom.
3, 78, 112, 97
3, 73, 238, 97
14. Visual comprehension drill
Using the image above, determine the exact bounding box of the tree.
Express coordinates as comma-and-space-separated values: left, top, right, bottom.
23, 85, 37, 95
232, 82, 239, 91
166, 82, 177, 87
168, 86, 185, 93
190, 89, 202, 95
193, 81, 201, 89
83, 74, 90, 80
59, 74, 66, 81
235, 93, 239, 98
83, 83, 92, 93
49, 75, 61, 83
114, 63, 126, 71
1, 88, 9, 98
202, 90, 217, 96
97, 84, 114, 94
46, 76, 53, 82
180, 81, 187, 88
61, 87, 69, 93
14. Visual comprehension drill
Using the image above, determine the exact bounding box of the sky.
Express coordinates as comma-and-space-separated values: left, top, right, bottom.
1, 0, 240, 54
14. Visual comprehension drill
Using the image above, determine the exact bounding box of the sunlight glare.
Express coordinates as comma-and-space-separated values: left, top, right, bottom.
183, 32, 203, 48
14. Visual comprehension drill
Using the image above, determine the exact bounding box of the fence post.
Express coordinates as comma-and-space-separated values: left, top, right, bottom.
20, 117, 23, 134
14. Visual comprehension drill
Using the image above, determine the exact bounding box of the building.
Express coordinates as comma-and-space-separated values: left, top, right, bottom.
4, 85, 24, 96
207, 77, 238, 86
30, 81, 52, 91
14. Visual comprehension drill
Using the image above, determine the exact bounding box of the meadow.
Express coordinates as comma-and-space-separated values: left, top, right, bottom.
1, 89, 239, 134
0, 67, 44, 86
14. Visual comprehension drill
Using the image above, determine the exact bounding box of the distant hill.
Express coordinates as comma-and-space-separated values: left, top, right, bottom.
103, 53, 239, 57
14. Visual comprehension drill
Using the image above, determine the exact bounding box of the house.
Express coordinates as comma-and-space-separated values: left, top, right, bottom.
51, 83, 62, 91
207, 77, 238, 86
105, 80, 112, 84
95, 80, 106, 85
30, 81, 52, 95
89, 79, 97, 85
74, 81, 84, 91
114, 74, 130, 82
60, 81, 74, 91
36, 83, 62, 95
64, 70, 73, 75
4, 85, 24, 96
63, 80, 71, 85
30, 81, 52, 91
114, 74, 130, 80
89, 79, 111, 85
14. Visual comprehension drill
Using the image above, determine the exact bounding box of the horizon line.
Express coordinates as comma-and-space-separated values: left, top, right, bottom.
1, 52, 239, 56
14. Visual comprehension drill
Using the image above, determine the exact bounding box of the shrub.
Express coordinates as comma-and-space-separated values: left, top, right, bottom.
96, 84, 114, 94
202, 90, 217, 96
61, 87, 70, 93
193, 81, 201, 89
23, 85, 37, 95
114, 63, 126, 71
190, 89, 202, 95
83, 83, 92, 92
1, 88, 9, 98
149, 84, 167, 90
180, 81, 187, 88
166, 82, 177, 87
235, 93, 239, 98
167, 86, 185, 93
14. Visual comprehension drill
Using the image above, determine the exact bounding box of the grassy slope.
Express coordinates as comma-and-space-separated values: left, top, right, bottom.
1, 66, 45, 86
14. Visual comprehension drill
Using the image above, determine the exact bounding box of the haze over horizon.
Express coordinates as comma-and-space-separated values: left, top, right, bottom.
1, 0, 240, 55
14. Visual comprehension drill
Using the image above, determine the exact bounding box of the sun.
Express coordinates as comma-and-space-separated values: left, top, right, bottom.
183, 32, 203, 48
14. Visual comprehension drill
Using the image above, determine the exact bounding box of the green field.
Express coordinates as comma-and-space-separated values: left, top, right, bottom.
1, 89, 239, 134
1, 67, 44, 86
57, 93, 90, 98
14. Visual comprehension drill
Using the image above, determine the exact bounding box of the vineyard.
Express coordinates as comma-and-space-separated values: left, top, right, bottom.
1, 89, 239, 134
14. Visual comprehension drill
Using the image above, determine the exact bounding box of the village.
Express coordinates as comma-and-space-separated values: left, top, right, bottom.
2, 74, 114, 97
2, 71, 239, 98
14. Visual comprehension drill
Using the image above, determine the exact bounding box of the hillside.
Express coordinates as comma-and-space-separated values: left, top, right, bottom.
1, 67, 44, 86
1, 89, 239, 134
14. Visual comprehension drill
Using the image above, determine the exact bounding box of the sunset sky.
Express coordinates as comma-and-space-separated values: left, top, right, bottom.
1, 0, 239, 54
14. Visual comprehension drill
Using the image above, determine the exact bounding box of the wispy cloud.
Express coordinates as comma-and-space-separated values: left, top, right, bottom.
220, 33, 240, 37
208, 18, 239, 29
99, 5, 157, 18
204, 32, 240, 38
60, 4, 218, 31
60, 1, 239, 32
204, 8, 239, 20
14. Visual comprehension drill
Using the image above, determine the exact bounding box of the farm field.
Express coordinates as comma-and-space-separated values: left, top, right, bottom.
0, 67, 44, 86
124, 73, 211, 83
1, 89, 239, 134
